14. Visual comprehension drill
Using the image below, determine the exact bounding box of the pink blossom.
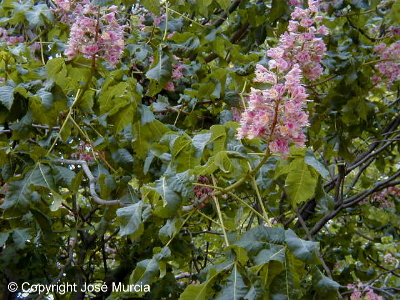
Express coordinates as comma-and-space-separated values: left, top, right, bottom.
237, 0, 327, 155
288, 21, 299, 32
59, 1, 124, 66
232, 107, 241, 122
172, 63, 185, 80
165, 81, 175, 91
373, 41, 400, 87
255, 64, 277, 84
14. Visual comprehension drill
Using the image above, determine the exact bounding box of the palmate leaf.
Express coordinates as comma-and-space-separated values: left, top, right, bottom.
25, 3, 54, 27
52, 165, 76, 187
159, 217, 182, 243
285, 230, 320, 265
143, 177, 182, 218
12, 228, 32, 249
180, 265, 233, 300
116, 201, 151, 239
0, 85, 14, 110
304, 152, 329, 179
146, 52, 172, 96
253, 244, 286, 266
0, 232, 10, 247
285, 158, 318, 206
141, 0, 160, 14
132, 120, 170, 159
210, 125, 227, 154
192, 132, 212, 157
130, 247, 171, 287
130, 258, 159, 286
179, 283, 210, 300
268, 252, 303, 299
171, 134, 199, 172
1, 164, 55, 211
216, 264, 249, 300
312, 266, 340, 300
170, 33, 200, 57
214, 151, 234, 173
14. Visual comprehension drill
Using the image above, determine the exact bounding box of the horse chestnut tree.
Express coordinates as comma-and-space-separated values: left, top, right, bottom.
0, 0, 399, 299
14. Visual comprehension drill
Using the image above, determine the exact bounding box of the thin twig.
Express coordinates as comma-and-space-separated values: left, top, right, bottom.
53, 159, 121, 206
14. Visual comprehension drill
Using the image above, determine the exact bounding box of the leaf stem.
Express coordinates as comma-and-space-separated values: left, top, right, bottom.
211, 175, 230, 246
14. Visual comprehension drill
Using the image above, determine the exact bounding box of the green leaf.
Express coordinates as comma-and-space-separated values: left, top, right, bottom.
0, 232, 10, 247
116, 201, 151, 239
305, 153, 329, 179
210, 125, 227, 154
312, 267, 340, 299
141, 0, 160, 14
269, 0, 289, 22
46, 57, 66, 78
159, 217, 182, 243
0, 85, 14, 110
171, 135, 199, 172
130, 258, 159, 285
12, 228, 31, 249
50, 192, 63, 212
25, 4, 54, 27
37, 89, 53, 109
285, 158, 318, 206
1, 164, 55, 211
253, 244, 286, 265
132, 120, 170, 159
170, 33, 201, 56
53, 165, 76, 187
216, 264, 248, 300
166, 171, 194, 198
196, 0, 213, 15
179, 282, 210, 300
151, 177, 182, 217
192, 132, 212, 157
146, 53, 172, 95
216, 0, 231, 10
214, 151, 233, 173
285, 230, 320, 264
109, 103, 136, 133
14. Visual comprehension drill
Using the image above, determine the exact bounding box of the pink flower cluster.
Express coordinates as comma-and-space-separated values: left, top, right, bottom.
237, 0, 328, 155
0, 28, 24, 45
347, 283, 382, 300
55, 0, 124, 66
383, 253, 397, 265
71, 141, 105, 161
370, 186, 399, 208
164, 57, 185, 92
192, 176, 213, 209
373, 41, 400, 87
267, 1, 329, 80
237, 65, 309, 154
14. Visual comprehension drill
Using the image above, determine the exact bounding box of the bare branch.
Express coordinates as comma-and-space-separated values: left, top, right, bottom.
309, 171, 400, 236
212, 0, 242, 27
54, 159, 122, 206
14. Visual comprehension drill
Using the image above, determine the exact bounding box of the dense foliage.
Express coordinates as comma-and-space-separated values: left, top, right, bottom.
0, 0, 399, 299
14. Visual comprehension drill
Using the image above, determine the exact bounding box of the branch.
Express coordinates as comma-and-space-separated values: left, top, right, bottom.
344, 171, 400, 207
346, 16, 377, 42
190, 230, 223, 236
295, 210, 333, 279
204, 22, 249, 63
367, 255, 400, 278
54, 159, 122, 206
0, 124, 60, 135
211, 0, 242, 27
309, 171, 400, 236
304, 74, 339, 88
